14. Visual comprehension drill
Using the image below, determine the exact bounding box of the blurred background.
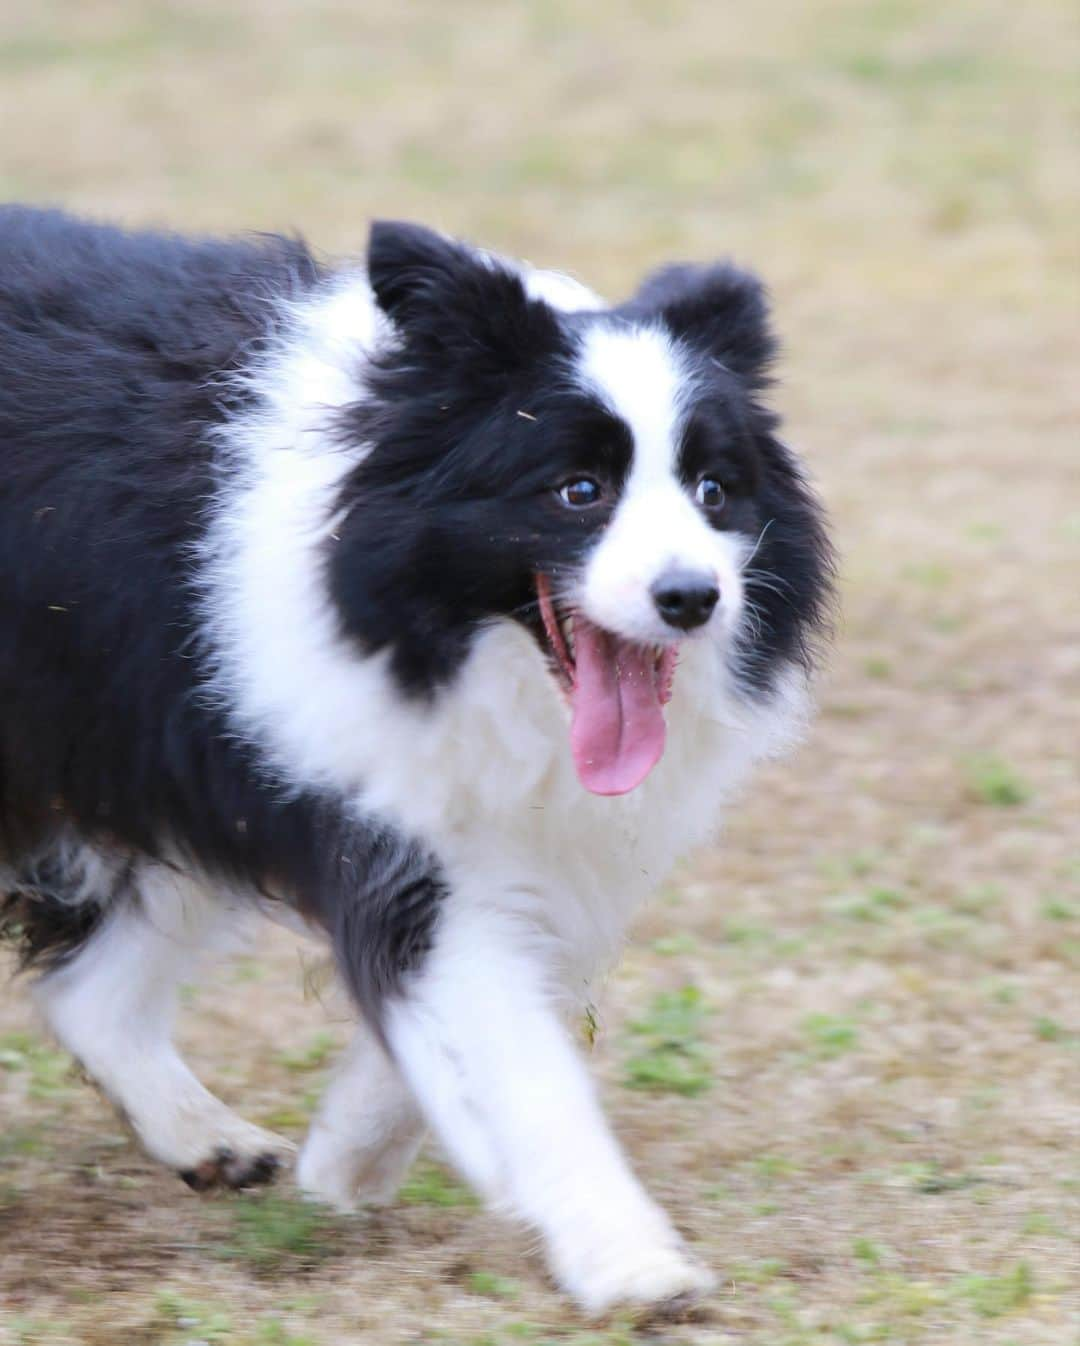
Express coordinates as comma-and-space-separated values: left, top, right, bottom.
1, 2, 1077, 1343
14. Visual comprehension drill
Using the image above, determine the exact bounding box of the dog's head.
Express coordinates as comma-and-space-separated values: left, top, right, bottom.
330, 222, 831, 795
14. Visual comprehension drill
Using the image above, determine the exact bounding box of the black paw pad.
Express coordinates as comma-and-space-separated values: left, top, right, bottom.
179, 1146, 283, 1192
236, 1151, 283, 1188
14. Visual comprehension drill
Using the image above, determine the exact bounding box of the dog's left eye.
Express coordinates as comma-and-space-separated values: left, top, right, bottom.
558, 478, 603, 508
695, 476, 726, 509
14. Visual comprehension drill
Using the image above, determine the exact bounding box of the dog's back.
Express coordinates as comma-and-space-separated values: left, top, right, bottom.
0, 208, 324, 912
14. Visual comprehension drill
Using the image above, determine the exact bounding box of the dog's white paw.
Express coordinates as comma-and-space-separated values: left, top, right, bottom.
558, 1240, 716, 1316
295, 1142, 358, 1211
296, 1123, 422, 1211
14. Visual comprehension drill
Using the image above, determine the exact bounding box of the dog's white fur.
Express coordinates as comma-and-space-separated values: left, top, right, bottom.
35, 263, 807, 1312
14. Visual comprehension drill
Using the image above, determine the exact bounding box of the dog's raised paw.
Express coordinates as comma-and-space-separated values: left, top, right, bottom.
180, 1144, 286, 1192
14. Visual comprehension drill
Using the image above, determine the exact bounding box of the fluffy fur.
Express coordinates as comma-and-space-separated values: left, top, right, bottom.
0, 206, 831, 1312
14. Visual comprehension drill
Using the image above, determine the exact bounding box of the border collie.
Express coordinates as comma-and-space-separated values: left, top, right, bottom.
0, 206, 831, 1312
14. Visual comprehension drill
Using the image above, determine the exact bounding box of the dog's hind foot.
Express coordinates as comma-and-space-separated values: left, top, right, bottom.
296, 1121, 424, 1210
295, 1022, 426, 1211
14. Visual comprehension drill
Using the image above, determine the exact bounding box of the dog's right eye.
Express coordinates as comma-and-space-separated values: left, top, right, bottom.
557, 478, 603, 508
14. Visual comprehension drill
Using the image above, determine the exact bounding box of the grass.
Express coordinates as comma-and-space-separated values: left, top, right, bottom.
953, 1262, 1035, 1318
398, 1159, 479, 1209
1, 0, 1079, 1341
962, 755, 1033, 807
466, 1272, 522, 1302
0, 1031, 75, 1099
621, 985, 713, 1096
155, 1292, 235, 1343
218, 1194, 346, 1274
274, 1031, 341, 1073
800, 1012, 860, 1059
153, 1294, 319, 1346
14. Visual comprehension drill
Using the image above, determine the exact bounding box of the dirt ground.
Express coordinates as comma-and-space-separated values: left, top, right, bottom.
1, 2, 1078, 1343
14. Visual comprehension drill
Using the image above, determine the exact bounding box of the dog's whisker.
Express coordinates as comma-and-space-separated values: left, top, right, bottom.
742, 517, 776, 570
742, 565, 796, 593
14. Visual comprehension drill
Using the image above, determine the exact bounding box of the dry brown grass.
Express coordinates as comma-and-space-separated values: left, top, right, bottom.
2, 1, 1078, 1342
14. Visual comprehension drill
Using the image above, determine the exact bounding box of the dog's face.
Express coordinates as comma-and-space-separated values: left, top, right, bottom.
331, 222, 830, 794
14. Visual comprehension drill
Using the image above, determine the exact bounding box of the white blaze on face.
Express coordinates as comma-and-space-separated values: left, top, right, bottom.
551, 323, 749, 796
574, 323, 746, 646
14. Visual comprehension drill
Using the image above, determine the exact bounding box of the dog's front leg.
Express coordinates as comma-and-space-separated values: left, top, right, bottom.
383, 899, 714, 1314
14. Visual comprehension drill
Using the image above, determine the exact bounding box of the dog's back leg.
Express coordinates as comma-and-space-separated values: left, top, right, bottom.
31, 856, 292, 1189
296, 1019, 426, 1210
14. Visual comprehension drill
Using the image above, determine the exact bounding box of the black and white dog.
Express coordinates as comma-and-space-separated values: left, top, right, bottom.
0, 206, 831, 1311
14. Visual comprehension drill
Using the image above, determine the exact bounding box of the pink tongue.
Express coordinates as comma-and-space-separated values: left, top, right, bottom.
570, 617, 667, 796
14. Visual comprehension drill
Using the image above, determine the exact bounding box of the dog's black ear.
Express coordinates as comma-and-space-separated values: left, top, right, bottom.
368, 221, 476, 327
367, 220, 558, 366
634, 262, 776, 388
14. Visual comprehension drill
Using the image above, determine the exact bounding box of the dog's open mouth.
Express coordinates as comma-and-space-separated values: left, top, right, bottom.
535, 574, 677, 797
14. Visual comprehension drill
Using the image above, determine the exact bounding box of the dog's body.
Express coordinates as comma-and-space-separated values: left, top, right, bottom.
0, 207, 831, 1311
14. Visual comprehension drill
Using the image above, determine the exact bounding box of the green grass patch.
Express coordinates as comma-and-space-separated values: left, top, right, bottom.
154, 1296, 317, 1346
398, 1158, 478, 1208
827, 886, 907, 922
953, 883, 1001, 915
155, 1292, 234, 1342
467, 1270, 521, 1300
1021, 1209, 1063, 1237
258, 1101, 319, 1132
721, 919, 774, 945
962, 755, 1031, 807
818, 850, 881, 882
230, 956, 268, 982
218, 1193, 344, 1273
650, 932, 698, 956
899, 1161, 980, 1195
852, 1237, 886, 1267
801, 1012, 859, 1059
250, 1321, 318, 1346
953, 1261, 1034, 1317
966, 521, 1006, 543
729, 1256, 787, 1286
1033, 1015, 1076, 1044
0, 1032, 74, 1099
0, 1125, 49, 1161
753, 1153, 798, 1182
622, 985, 712, 1096
910, 903, 975, 948
6, 1318, 76, 1346
275, 1031, 339, 1072
903, 561, 953, 590
858, 1271, 949, 1319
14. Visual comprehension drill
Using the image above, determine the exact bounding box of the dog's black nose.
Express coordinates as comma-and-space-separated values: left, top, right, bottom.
651, 568, 720, 631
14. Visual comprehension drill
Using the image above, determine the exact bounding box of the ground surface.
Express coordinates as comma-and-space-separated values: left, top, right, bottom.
1, 2, 1078, 1343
